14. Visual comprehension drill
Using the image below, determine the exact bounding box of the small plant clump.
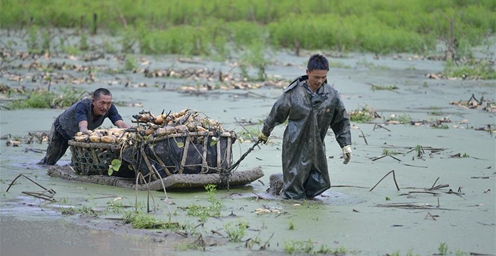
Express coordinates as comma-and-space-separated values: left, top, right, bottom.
61, 205, 97, 217
122, 211, 179, 229
186, 184, 223, 222
442, 59, 496, 80
4, 86, 85, 110
382, 148, 399, 156
415, 145, 424, 158
224, 219, 248, 242
371, 84, 398, 91
349, 105, 380, 123
387, 113, 413, 124
438, 242, 448, 255
288, 220, 295, 230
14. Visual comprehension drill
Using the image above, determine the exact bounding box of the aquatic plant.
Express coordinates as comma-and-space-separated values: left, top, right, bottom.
186, 184, 223, 222
5, 86, 85, 110
442, 59, 496, 80
123, 211, 179, 229
224, 219, 248, 242
371, 84, 398, 91
438, 242, 448, 255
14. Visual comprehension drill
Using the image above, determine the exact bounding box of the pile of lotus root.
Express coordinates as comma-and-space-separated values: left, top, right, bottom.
72, 108, 229, 144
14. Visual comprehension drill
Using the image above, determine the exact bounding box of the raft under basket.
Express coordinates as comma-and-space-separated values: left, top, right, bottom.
68, 140, 127, 176
121, 131, 237, 181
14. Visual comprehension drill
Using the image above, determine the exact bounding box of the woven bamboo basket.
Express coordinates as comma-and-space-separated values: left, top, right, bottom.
69, 131, 237, 180
123, 131, 237, 181
68, 140, 122, 175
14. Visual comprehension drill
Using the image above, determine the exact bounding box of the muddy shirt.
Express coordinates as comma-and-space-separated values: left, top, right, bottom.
56, 98, 123, 138
261, 75, 351, 199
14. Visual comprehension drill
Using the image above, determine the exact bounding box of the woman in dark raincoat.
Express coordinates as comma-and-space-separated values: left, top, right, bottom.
258, 54, 352, 200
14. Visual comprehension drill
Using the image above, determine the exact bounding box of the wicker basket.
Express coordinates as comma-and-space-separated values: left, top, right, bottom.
122, 131, 237, 181
69, 131, 237, 179
69, 140, 122, 175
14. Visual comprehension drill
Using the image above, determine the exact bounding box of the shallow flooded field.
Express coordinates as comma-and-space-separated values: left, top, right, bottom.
1, 31, 495, 255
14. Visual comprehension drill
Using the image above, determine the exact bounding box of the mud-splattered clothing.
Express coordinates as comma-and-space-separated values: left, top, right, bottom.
261, 75, 351, 199
38, 98, 123, 165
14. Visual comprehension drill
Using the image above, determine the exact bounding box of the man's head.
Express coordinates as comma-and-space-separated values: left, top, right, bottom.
92, 88, 112, 116
306, 54, 329, 91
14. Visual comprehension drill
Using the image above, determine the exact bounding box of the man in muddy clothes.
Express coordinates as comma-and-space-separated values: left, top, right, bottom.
258, 54, 352, 200
38, 88, 130, 165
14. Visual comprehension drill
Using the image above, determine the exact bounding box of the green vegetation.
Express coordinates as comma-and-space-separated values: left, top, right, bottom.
61, 205, 97, 216
438, 242, 448, 255
186, 184, 223, 222
1, 0, 494, 58
105, 200, 127, 214
123, 211, 179, 229
349, 105, 378, 123
224, 219, 248, 242
388, 113, 413, 124
282, 239, 347, 255
432, 123, 450, 129
4, 86, 86, 110
442, 59, 496, 80
107, 159, 122, 176
428, 107, 444, 116
371, 84, 398, 91
237, 126, 261, 142
283, 239, 314, 254
415, 145, 425, 158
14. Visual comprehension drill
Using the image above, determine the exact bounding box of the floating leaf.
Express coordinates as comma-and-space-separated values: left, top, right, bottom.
176, 141, 184, 148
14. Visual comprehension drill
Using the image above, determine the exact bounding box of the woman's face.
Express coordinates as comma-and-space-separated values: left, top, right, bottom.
306, 69, 328, 91
92, 94, 112, 116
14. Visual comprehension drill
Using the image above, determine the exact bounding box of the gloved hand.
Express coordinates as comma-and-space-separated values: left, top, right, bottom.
258, 132, 269, 144
342, 145, 352, 164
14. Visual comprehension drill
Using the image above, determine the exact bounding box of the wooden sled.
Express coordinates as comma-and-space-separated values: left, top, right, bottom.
47, 165, 264, 191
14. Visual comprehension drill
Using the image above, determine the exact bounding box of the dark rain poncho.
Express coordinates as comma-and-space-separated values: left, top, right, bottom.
261, 75, 351, 199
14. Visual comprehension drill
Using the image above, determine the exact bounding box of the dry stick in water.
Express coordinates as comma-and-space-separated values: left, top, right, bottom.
370, 170, 400, 191
359, 128, 368, 145
431, 177, 440, 188
6, 174, 56, 201
373, 124, 391, 132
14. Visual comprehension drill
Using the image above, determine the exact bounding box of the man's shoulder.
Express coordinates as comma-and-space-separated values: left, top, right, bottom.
284, 75, 307, 93
75, 98, 91, 108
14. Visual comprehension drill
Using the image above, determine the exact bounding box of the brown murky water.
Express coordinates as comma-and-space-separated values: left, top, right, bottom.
1, 31, 495, 255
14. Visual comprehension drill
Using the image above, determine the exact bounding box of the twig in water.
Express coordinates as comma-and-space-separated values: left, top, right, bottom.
6, 174, 56, 195
359, 128, 368, 145
22, 191, 56, 202
424, 212, 438, 220
431, 177, 440, 188
373, 124, 391, 132
371, 155, 387, 161
370, 170, 400, 191
427, 184, 449, 191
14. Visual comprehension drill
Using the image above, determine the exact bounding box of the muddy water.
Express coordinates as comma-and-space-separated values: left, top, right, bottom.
1, 31, 495, 255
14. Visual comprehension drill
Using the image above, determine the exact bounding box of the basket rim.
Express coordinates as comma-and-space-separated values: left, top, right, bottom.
69, 131, 237, 148
68, 140, 119, 149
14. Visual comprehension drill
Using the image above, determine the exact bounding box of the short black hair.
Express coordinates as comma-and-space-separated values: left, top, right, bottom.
307, 54, 329, 71
93, 88, 112, 99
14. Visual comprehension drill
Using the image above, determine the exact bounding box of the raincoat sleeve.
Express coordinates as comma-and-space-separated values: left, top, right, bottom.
330, 95, 351, 148
261, 92, 291, 137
